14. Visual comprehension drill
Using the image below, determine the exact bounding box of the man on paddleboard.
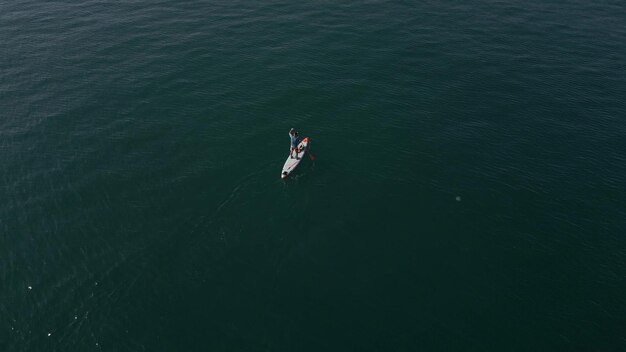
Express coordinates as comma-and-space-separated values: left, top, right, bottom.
289, 128, 300, 159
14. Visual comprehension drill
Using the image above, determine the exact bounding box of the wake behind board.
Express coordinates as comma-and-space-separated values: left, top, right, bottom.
281, 137, 309, 179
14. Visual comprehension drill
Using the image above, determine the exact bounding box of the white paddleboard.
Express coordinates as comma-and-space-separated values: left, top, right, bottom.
281, 137, 309, 179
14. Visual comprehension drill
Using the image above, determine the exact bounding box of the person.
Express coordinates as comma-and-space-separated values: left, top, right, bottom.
289, 128, 300, 159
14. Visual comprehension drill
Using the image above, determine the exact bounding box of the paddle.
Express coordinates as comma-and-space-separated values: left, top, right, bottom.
306, 138, 315, 160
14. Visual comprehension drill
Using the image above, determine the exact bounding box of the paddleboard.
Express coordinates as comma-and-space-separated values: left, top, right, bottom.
281, 137, 308, 179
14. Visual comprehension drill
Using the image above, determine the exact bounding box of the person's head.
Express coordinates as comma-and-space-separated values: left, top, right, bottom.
290, 128, 295, 134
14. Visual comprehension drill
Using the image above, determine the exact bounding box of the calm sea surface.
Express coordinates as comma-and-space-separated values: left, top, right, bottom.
2, 0, 626, 350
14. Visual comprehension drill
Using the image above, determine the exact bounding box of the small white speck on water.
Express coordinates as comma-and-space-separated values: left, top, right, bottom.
456, 196, 461, 202
28, 286, 32, 290
95, 282, 98, 286
47, 333, 51, 337
74, 316, 78, 320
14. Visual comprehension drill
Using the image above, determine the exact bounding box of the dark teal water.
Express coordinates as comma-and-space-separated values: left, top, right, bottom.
2, 0, 626, 350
